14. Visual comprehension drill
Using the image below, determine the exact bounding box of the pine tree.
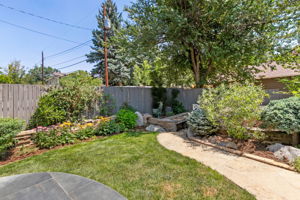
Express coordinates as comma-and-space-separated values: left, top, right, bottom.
86, 0, 130, 86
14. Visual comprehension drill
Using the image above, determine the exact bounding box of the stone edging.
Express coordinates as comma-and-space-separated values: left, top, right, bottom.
186, 130, 296, 172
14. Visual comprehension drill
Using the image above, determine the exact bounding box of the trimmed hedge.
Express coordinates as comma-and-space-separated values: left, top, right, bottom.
261, 97, 300, 134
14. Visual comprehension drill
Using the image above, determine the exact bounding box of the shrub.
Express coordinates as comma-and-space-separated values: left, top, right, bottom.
94, 120, 126, 136
294, 157, 300, 172
34, 129, 61, 149
187, 109, 218, 136
200, 82, 267, 139
152, 87, 167, 113
261, 97, 300, 134
75, 127, 95, 140
28, 90, 67, 128
170, 89, 186, 114
0, 118, 24, 157
29, 71, 101, 128
116, 109, 137, 129
33, 127, 75, 149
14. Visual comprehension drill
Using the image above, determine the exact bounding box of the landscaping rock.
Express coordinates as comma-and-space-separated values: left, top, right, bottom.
266, 143, 284, 152
267, 144, 300, 163
219, 141, 238, 150
143, 114, 152, 124
146, 125, 166, 133
135, 112, 144, 126
208, 136, 218, 144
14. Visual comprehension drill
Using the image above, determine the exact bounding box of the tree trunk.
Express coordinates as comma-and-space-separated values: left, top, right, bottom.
190, 47, 201, 87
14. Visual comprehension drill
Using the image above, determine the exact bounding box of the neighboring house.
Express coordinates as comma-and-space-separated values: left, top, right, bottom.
47, 72, 67, 85
255, 63, 300, 90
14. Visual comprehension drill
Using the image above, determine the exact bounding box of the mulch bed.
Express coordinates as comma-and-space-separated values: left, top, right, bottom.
201, 133, 289, 165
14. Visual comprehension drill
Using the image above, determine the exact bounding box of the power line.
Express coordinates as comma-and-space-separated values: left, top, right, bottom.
49, 55, 86, 67
0, 3, 92, 31
57, 60, 88, 70
45, 40, 92, 59
0, 18, 79, 44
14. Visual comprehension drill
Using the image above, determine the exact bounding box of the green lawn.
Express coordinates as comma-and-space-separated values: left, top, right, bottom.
0, 132, 254, 200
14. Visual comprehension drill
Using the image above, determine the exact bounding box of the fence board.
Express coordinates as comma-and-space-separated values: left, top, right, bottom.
0, 84, 292, 122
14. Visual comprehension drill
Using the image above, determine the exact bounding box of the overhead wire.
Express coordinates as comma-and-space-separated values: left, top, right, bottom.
48, 55, 86, 67
57, 60, 88, 70
0, 3, 92, 31
44, 40, 92, 60
0, 18, 79, 44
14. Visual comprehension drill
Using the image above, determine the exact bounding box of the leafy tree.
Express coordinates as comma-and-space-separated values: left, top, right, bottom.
5, 61, 25, 84
0, 68, 12, 84
24, 66, 59, 84
280, 75, 300, 97
86, 0, 131, 86
126, 0, 300, 87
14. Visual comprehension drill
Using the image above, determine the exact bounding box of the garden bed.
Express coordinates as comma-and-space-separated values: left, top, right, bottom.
186, 129, 296, 171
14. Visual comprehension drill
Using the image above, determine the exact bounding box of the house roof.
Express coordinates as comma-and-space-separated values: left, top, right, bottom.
255, 63, 300, 79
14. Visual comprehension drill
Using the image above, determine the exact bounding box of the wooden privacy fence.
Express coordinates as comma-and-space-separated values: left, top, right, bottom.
0, 84, 292, 122
0, 84, 44, 122
103, 86, 203, 114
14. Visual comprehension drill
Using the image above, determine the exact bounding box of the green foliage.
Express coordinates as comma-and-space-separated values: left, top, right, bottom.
200, 83, 267, 139
86, 0, 131, 85
6, 61, 25, 84
187, 109, 218, 136
294, 157, 300, 173
75, 127, 95, 140
120, 102, 136, 112
94, 120, 126, 136
151, 87, 167, 114
24, 66, 59, 84
280, 76, 300, 97
116, 109, 137, 129
99, 94, 116, 116
29, 71, 101, 128
0, 74, 13, 84
28, 91, 67, 128
133, 60, 152, 86
261, 97, 300, 134
170, 89, 186, 114
33, 127, 75, 149
126, 0, 299, 87
0, 118, 24, 157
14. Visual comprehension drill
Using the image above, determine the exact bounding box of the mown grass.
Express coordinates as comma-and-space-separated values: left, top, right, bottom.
0, 132, 255, 200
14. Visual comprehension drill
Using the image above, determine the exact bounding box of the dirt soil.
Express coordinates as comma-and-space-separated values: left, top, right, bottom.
201, 134, 289, 164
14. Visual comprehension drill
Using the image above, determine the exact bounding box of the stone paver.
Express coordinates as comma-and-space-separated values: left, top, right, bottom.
157, 132, 300, 200
0, 172, 126, 200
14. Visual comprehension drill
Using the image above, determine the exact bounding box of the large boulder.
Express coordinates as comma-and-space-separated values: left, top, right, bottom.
135, 112, 144, 126
146, 125, 166, 133
267, 143, 300, 163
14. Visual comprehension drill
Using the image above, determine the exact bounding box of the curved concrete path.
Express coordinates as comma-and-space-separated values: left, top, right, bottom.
0, 172, 126, 200
157, 132, 300, 200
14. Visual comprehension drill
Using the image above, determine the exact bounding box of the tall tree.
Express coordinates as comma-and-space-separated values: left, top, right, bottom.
86, 0, 130, 86
126, 0, 300, 87
5, 61, 25, 84
24, 66, 59, 84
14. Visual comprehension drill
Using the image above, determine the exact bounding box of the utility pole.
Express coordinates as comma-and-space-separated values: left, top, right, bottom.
103, 4, 110, 87
42, 51, 44, 85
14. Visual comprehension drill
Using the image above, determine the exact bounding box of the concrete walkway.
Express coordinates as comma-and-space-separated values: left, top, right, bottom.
157, 132, 300, 200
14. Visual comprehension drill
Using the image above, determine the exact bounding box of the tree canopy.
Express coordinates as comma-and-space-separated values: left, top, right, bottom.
125, 0, 300, 87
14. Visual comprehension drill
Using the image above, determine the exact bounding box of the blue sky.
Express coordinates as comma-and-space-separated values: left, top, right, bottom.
0, 0, 134, 73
